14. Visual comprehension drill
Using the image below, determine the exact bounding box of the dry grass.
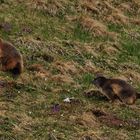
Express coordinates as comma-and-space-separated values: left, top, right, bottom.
0, 0, 140, 139
79, 16, 117, 38
30, 0, 67, 16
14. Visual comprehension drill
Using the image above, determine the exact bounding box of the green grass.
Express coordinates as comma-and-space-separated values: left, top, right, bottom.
0, 0, 140, 139
73, 23, 93, 42
117, 33, 140, 65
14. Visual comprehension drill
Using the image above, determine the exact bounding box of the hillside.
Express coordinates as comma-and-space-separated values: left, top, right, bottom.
0, 0, 140, 139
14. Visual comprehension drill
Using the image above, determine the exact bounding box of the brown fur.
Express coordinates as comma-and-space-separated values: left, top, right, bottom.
111, 84, 122, 95
0, 38, 23, 75
92, 76, 137, 105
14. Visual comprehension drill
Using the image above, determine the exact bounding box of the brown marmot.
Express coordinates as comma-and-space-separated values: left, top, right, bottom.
0, 38, 23, 75
92, 76, 139, 105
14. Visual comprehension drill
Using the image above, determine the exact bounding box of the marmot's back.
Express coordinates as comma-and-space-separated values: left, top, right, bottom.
2, 42, 21, 58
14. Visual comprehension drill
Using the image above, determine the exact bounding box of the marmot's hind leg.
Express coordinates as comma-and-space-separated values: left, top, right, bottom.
119, 90, 135, 105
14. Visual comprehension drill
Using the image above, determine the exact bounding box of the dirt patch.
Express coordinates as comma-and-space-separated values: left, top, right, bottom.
92, 109, 140, 129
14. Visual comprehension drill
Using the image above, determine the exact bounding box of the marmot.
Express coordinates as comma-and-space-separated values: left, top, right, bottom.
92, 76, 139, 105
0, 38, 23, 75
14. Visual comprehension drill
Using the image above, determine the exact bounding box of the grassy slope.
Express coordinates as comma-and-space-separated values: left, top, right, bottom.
0, 0, 140, 139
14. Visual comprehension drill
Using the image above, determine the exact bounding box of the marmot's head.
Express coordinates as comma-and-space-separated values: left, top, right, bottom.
92, 76, 107, 88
